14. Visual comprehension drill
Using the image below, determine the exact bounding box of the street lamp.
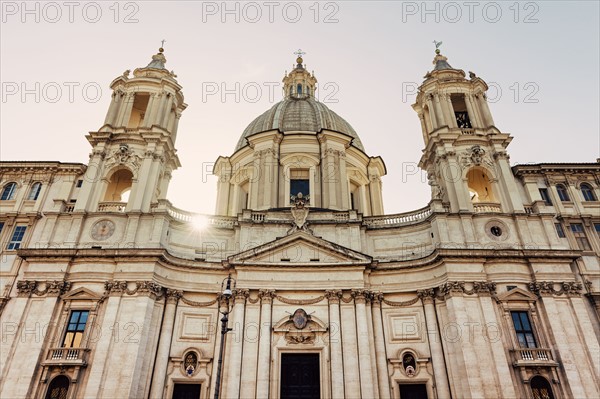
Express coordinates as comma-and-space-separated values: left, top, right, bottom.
213, 274, 235, 399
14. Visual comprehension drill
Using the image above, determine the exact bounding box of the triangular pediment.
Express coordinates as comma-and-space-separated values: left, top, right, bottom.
227, 231, 372, 266
61, 287, 104, 301
496, 287, 537, 303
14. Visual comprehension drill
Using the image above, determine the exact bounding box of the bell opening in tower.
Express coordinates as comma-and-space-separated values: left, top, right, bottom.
451, 94, 472, 129
127, 93, 150, 129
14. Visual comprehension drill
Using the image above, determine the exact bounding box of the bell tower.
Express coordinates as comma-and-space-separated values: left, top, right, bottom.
75, 46, 187, 213
415, 45, 524, 214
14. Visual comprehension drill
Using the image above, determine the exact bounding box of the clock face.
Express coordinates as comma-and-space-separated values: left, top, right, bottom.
91, 219, 116, 241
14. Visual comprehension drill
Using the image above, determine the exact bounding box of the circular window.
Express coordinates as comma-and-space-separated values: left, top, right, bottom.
490, 226, 502, 237
485, 220, 509, 241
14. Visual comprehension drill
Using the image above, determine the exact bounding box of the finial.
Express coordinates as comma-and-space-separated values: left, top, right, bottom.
433, 40, 443, 54
159, 39, 166, 53
294, 48, 306, 65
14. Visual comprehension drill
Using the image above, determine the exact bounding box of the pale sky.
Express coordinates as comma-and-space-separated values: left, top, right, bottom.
1, 1, 599, 215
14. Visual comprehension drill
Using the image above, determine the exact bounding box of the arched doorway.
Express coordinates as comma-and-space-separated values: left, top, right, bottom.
530, 376, 555, 399
45, 375, 70, 399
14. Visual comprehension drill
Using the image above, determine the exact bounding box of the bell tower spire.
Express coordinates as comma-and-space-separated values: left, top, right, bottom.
414, 44, 524, 214
75, 46, 187, 213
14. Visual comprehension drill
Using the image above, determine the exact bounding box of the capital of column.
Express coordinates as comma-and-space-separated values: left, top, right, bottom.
370, 291, 384, 305
258, 289, 276, 304
233, 288, 250, 302
165, 289, 183, 304
325, 289, 342, 304
417, 288, 436, 304
351, 289, 370, 304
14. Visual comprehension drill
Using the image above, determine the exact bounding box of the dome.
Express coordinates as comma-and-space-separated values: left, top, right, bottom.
235, 96, 365, 152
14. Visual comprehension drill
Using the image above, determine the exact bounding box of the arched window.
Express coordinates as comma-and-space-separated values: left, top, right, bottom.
297, 84, 302, 95
45, 375, 70, 399
466, 168, 495, 203
581, 183, 597, 201
1, 182, 17, 201
27, 182, 42, 201
556, 184, 570, 202
530, 376, 555, 399
103, 169, 133, 203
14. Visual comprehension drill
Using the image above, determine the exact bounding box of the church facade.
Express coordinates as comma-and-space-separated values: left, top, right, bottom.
0, 47, 599, 399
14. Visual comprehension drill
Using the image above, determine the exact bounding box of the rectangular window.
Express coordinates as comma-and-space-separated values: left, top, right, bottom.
290, 169, 310, 200
595, 223, 600, 239
571, 223, 592, 251
539, 188, 552, 205
555, 223, 565, 238
62, 310, 89, 348
76, 180, 83, 188
0, 222, 4, 236
7, 225, 26, 250
511, 311, 537, 348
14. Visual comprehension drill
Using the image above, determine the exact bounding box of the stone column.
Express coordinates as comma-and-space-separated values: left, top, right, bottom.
256, 290, 275, 399
225, 289, 248, 399
463, 94, 477, 128
426, 95, 438, 130
118, 93, 135, 127
340, 292, 361, 398
443, 94, 457, 128
353, 290, 375, 398
240, 293, 261, 398
149, 290, 182, 399
371, 293, 391, 399
433, 94, 445, 127
477, 94, 495, 127
326, 290, 345, 399
418, 290, 451, 399
127, 149, 155, 212
104, 92, 120, 125
160, 94, 174, 127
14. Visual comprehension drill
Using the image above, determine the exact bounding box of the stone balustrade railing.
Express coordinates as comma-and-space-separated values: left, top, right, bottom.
46, 347, 90, 364
162, 202, 236, 229
473, 202, 502, 213
97, 201, 127, 212
510, 348, 555, 366
363, 205, 432, 228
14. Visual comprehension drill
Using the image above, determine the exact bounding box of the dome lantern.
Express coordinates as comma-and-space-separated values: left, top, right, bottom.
283, 49, 317, 99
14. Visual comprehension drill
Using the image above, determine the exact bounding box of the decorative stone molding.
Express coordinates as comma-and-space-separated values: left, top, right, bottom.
104, 280, 165, 299
103, 144, 143, 172
16, 280, 71, 297
493, 151, 510, 160
528, 281, 583, 297
276, 293, 326, 305
439, 281, 497, 297
323, 148, 346, 158
179, 295, 218, 307
459, 145, 493, 169
382, 295, 421, 307
253, 148, 278, 158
